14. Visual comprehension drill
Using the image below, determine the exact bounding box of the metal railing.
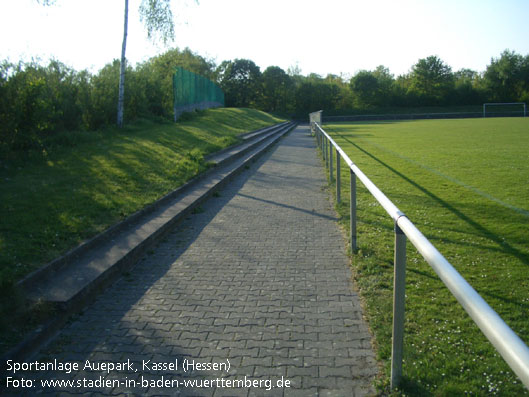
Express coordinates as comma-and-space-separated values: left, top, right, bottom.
312, 121, 529, 390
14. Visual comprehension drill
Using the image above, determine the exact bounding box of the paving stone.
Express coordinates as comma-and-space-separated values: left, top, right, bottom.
16, 126, 377, 396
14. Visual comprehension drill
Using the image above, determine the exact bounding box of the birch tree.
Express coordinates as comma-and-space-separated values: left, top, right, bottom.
118, 0, 175, 127
38, 0, 176, 128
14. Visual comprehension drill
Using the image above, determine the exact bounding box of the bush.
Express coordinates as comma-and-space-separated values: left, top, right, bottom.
0, 48, 223, 154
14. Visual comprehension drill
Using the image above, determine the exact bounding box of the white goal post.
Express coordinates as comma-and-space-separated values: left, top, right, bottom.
483, 102, 526, 117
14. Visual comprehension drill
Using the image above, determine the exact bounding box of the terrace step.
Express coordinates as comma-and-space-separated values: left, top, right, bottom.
10, 121, 296, 360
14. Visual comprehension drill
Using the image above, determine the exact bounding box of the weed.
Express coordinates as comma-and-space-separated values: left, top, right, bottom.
191, 206, 204, 214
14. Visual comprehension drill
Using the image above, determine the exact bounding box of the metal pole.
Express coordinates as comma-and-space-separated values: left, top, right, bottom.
350, 169, 357, 251
321, 132, 325, 159
326, 136, 329, 169
391, 222, 407, 389
329, 142, 333, 181
336, 148, 341, 203
324, 135, 328, 167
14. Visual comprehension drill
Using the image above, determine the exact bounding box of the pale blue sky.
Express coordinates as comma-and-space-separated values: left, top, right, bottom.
1, 0, 528, 77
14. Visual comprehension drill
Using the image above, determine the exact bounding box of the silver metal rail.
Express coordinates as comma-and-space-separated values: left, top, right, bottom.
312, 121, 529, 390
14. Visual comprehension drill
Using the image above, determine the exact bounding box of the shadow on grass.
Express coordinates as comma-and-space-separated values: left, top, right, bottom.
0, 110, 285, 355
332, 131, 529, 268
16, 151, 267, 395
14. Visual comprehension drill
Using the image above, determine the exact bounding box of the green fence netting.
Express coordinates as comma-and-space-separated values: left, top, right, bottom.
173, 67, 224, 119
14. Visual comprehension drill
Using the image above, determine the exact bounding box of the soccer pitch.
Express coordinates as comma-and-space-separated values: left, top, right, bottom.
324, 118, 529, 395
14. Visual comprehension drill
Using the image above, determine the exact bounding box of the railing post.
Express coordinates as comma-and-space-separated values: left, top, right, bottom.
391, 222, 407, 390
350, 169, 357, 251
324, 135, 328, 167
320, 131, 324, 157
329, 142, 334, 181
336, 148, 341, 203
324, 135, 329, 168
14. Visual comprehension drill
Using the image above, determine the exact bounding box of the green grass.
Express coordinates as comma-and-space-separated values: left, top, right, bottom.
0, 107, 285, 353
322, 118, 529, 396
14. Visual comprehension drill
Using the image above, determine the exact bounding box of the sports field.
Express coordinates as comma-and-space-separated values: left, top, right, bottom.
324, 118, 529, 395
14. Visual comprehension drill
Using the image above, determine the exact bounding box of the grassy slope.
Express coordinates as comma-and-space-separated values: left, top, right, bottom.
323, 118, 529, 395
0, 108, 285, 354
0, 108, 285, 286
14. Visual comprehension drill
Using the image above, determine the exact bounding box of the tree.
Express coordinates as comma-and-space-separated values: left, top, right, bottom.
453, 68, 482, 105
137, 47, 215, 117
350, 71, 379, 107
293, 78, 335, 115
409, 56, 454, 105
324, 74, 353, 112
117, 0, 130, 128
118, 0, 175, 127
484, 50, 527, 102
261, 66, 293, 113
216, 59, 262, 108
349, 66, 395, 108
37, 0, 177, 128
372, 66, 394, 106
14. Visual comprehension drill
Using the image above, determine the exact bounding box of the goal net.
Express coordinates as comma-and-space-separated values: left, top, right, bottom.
483, 102, 527, 118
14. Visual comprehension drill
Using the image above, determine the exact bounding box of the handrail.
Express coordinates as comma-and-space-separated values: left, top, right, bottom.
312, 121, 529, 390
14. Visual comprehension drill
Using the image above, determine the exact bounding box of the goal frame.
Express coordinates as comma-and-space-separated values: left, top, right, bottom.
483, 102, 526, 118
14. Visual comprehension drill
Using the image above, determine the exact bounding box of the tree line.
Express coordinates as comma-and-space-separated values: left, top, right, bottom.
220, 50, 529, 114
1, 48, 528, 151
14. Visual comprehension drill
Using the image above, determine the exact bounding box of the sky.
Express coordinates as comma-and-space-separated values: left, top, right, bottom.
1, 0, 529, 78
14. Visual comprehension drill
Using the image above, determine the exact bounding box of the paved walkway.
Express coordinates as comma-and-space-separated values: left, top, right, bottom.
20, 126, 378, 396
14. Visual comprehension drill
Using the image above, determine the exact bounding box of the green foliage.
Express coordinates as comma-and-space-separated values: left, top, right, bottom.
408, 55, 454, 105
139, 0, 175, 45
350, 70, 380, 107
484, 50, 529, 102
0, 60, 89, 150
357, 66, 395, 107
261, 66, 294, 113
216, 59, 262, 108
1, 48, 528, 153
292, 74, 344, 116
0, 48, 220, 153
141, 48, 217, 117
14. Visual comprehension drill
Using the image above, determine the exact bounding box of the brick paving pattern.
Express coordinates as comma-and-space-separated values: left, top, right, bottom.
18, 125, 378, 396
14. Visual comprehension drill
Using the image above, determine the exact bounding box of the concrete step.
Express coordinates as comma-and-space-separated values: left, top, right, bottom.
20, 121, 295, 305
9, 121, 295, 360
205, 121, 290, 165
238, 121, 290, 140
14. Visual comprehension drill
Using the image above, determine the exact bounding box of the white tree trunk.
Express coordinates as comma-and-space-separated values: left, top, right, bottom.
117, 0, 128, 128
